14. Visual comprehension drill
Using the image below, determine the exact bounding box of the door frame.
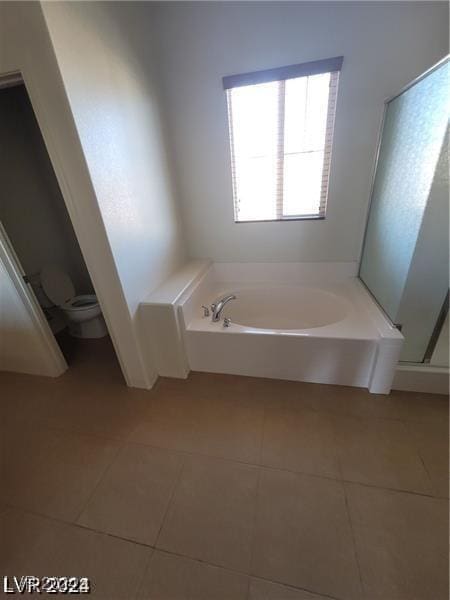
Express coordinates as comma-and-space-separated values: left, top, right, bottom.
0, 222, 67, 376
0, 69, 149, 387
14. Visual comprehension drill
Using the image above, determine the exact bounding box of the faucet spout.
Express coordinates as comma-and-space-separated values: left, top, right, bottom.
211, 294, 236, 322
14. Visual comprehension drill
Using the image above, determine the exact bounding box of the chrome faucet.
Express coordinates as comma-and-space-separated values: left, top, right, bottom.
211, 294, 236, 322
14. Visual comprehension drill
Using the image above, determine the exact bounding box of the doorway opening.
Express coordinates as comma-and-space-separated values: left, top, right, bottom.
0, 79, 124, 383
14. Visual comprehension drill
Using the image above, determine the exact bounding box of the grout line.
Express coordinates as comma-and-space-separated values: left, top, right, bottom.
7, 389, 448, 499
328, 406, 368, 595
138, 546, 345, 600
403, 421, 438, 496
342, 481, 366, 597
132, 541, 155, 600
126, 437, 447, 500
244, 575, 251, 600
417, 451, 435, 493
18, 413, 143, 446
71, 521, 156, 549
5, 414, 447, 506
153, 454, 187, 549
6, 377, 448, 422
244, 396, 268, 600
398, 420, 436, 497
329, 408, 367, 595
72, 441, 124, 525
258, 398, 268, 465
248, 576, 344, 600
6, 504, 346, 600
247, 464, 262, 589
329, 478, 444, 500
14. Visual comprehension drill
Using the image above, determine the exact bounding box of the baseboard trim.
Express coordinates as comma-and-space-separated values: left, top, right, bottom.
392, 364, 449, 395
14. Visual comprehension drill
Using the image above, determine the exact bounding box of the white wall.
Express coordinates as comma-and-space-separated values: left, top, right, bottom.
0, 1, 161, 386
0, 84, 92, 293
41, 0, 186, 321
147, 1, 448, 262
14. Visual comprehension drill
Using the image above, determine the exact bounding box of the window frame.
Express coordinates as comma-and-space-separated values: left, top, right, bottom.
223, 56, 343, 224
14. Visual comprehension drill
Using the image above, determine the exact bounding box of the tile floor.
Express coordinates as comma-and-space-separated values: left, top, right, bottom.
1, 337, 448, 599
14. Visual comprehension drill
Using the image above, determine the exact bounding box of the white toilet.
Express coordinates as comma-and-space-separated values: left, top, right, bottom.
40, 265, 107, 339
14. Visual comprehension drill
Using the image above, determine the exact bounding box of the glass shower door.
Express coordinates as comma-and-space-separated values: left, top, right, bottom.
359, 58, 449, 362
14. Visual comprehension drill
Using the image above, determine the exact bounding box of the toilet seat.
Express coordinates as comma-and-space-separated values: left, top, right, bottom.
41, 265, 75, 306
40, 265, 105, 338
62, 294, 99, 312
40, 266, 98, 310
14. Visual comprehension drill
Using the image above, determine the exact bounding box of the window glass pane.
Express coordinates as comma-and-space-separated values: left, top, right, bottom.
230, 82, 278, 220
237, 156, 277, 221
302, 73, 330, 151
283, 151, 324, 216
282, 73, 329, 217
284, 73, 329, 154
284, 77, 308, 154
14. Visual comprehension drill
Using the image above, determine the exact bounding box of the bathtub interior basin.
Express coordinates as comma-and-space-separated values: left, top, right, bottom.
218, 286, 350, 330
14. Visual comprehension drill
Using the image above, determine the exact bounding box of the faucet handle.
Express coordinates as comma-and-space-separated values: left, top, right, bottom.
223, 317, 231, 328
201, 305, 210, 317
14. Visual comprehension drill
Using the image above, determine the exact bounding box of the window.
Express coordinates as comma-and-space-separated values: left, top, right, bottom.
223, 57, 342, 222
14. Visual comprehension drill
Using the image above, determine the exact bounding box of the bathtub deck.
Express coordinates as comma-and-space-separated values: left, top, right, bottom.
1, 343, 448, 600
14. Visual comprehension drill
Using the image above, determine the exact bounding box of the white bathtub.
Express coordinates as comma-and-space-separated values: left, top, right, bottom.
177, 264, 404, 394
220, 286, 350, 330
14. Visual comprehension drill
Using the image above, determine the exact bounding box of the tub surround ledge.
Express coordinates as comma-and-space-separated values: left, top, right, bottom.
139, 259, 211, 378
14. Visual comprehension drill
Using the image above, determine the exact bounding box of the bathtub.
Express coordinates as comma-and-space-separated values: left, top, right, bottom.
177, 264, 403, 394
217, 286, 350, 330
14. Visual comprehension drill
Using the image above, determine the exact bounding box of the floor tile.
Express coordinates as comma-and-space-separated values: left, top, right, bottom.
382, 391, 449, 424
78, 444, 184, 545
156, 372, 269, 409
303, 383, 449, 424
300, 382, 389, 418
334, 415, 432, 493
129, 389, 264, 463
406, 420, 449, 497
230, 376, 314, 412
0, 508, 150, 598
1, 420, 65, 506
4, 428, 120, 521
261, 407, 339, 477
129, 391, 211, 454
252, 469, 361, 600
37, 385, 151, 441
0, 372, 61, 423
157, 456, 258, 572
1, 419, 61, 472
346, 483, 449, 600
249, 578, 330, 600
0, 507, 32, 574
137, 550, 248, 599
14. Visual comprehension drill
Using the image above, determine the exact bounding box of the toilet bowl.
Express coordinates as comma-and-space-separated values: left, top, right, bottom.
40, 265, 107, 339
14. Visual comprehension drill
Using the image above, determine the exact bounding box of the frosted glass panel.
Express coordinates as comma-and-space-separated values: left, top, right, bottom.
360, 61, 449, 325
